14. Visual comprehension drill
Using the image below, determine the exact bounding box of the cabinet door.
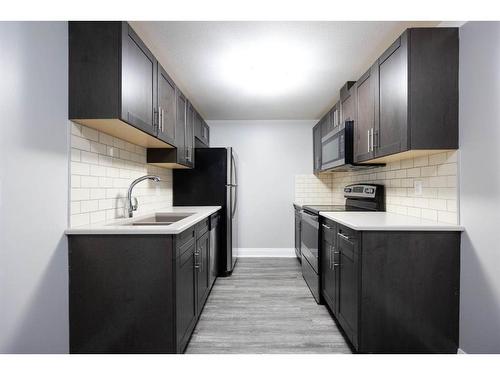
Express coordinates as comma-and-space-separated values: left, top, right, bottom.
355, 65, 377, 162
121, 23, 157, 136
331, 102, 340, 130
157, 64, 176, 145
176, 241, 197, 352
202, 122, 210, 146
321, 222, 338, 313
320, 111, 332, 138
376, 36, 408, 158
185, 103, 195, 167
175, 89, 187, 164
294, 211, 301, 257
312, 123, 322, 173
337, 228, 359, 348
341, 88, 356, 127
196, 231, 210, 311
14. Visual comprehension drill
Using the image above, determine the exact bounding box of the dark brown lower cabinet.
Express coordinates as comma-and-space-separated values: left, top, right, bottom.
68, 215, 217, 354
196, 228, 211, 311
320, 218, 461, 354
175, 238, 197, 352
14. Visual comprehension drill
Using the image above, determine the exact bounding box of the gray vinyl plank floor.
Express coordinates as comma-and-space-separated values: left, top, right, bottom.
185, 257, 352, 354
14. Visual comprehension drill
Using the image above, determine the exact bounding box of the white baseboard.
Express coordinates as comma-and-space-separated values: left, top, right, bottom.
236, 248, 296, 257
457, 348, 467, 354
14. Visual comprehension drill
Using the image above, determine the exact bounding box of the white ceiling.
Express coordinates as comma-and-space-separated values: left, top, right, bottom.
131, 21, 438, 121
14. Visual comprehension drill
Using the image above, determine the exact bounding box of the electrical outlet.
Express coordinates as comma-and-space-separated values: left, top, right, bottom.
414, 180, 423, 196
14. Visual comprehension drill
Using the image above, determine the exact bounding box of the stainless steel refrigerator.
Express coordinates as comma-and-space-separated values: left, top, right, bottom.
173, 147, 238, 276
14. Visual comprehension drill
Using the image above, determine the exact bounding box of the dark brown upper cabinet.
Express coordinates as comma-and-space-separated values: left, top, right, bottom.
157, 64, 177, 145
185, 102, 195, 168
318, 111, 331, 139
194, 112, 210, 148
69, 21, 167, 148
354, 64, 377, 162
340, 81, 356, 128
313, 123, 322, 173
331, 101, 341, 130
69, 21, 210, 169
147, 92, 196, 169
361, 28, 459, 163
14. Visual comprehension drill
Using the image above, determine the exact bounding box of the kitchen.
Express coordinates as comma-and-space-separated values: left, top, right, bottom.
1, 2, 500, 371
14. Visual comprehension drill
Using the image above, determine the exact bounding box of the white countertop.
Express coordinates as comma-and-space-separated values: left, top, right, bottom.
65, 206, 222, 235
320, 211, 464, 231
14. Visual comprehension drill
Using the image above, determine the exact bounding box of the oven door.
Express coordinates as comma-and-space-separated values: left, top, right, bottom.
321, 127, 345, 170
300, 211, 319, 272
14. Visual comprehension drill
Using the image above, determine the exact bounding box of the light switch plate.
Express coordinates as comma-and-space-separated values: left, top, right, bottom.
414, 180, 423, 196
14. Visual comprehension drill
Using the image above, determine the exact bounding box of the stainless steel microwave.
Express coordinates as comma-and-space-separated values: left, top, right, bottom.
320, 121, 382, 172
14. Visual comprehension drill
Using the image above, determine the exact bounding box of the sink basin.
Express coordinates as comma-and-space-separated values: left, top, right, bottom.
129, 213, 192, 226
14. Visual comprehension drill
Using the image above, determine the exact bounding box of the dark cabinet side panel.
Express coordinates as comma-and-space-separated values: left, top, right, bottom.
359, 231, 460, 353
69, 21, 122, 119
69, 235, 175, 354
409, 28, 459, 149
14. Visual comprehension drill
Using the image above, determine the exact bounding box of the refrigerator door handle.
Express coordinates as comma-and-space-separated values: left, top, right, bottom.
231, 152, 238, 217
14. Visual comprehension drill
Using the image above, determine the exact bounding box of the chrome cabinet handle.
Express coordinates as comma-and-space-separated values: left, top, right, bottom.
328, 244, 332, 270
367, 129, 370, 152
370, 128, 375, 151
333, 262, 340, 267
159, 106, 163, 132
161, 108, 164, 132
338, 232, 351, 241
322, 224, 333, 230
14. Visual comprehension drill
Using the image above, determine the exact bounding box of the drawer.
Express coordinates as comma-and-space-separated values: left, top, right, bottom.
321, 219, 336, 244
302, 254, 320, 303
338, 224, 359, 242
196, 218, 209, 237
176, 226, 196, 251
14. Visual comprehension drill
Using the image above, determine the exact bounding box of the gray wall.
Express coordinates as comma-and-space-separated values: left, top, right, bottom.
209, 120, 315, 249
0, 22, 69, 353
459, 22, 500, 353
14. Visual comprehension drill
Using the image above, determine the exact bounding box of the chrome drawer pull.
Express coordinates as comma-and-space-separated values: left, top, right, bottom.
338, 232, 350, 241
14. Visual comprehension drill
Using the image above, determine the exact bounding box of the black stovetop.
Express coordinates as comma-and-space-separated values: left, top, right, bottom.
302, 205, 368, 215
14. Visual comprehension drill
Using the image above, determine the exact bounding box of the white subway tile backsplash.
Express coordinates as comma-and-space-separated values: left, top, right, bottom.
81, 151, 99, 165
70, 123, 173, 227
71, 135, 91, 151
71, 213, 90, 227
90, 141, 107, 155
81, 126, 99, 142
72, 188, 90, 201
71, 149, 81, 162
81, 176, 99, 188
295, 151, 459, 224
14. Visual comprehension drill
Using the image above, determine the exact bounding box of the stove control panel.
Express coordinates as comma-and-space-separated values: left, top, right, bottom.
344, 184, 378, 198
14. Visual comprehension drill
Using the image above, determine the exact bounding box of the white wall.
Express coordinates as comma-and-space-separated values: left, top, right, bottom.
459, 21, 500, 353
209, 120, 315, 250
0, 22, 69, 353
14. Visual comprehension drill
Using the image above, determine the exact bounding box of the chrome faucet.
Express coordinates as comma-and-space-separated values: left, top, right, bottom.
127, 175, 161, 218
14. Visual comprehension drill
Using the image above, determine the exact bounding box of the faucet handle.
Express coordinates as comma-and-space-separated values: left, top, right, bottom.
132, 197, 138, 212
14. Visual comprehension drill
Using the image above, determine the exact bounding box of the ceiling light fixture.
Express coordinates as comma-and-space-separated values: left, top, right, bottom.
216, 37, 315, 98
